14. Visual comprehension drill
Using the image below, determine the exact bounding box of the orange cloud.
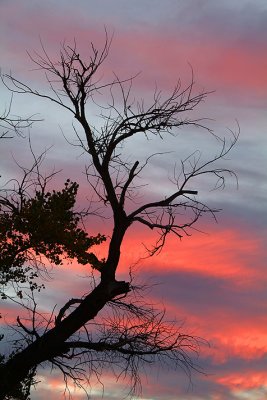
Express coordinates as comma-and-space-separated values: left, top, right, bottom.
147, 293, 267, 364
206, 333, 267, 364
215, 371, 267, 391
115, 226, 263, 284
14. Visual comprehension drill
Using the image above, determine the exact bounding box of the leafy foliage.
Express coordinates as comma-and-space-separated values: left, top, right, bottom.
0, 179, 105, 293
0, 355, 36, 400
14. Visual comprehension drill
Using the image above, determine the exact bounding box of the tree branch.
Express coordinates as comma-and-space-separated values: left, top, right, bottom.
55, 298, 83, 326
129, 189, 198, 219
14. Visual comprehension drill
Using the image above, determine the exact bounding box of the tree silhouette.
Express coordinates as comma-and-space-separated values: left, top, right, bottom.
0, 34, 238, 399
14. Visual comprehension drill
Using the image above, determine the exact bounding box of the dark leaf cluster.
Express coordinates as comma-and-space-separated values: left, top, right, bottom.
0, 179, 105, 292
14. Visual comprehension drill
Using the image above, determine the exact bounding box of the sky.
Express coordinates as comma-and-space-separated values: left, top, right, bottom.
0, 0, 267, 399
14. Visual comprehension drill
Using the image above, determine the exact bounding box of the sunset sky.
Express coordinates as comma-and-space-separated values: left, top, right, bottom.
1, 1, 267, 399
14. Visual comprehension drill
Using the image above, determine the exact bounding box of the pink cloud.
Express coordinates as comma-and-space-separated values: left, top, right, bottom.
215, 371, 267, 391
115, 226, 264, 284
2, 3, 266, 102
148, 292, 267, 363
1, 4, 266, 399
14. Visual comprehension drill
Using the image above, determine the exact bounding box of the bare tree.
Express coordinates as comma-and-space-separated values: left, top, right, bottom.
0, 34, 238, 399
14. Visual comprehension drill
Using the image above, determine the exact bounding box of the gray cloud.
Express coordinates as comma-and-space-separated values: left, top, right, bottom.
142, 268, 267, 321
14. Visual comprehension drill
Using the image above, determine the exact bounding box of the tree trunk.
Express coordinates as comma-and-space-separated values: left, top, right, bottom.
0, 280, 130, 399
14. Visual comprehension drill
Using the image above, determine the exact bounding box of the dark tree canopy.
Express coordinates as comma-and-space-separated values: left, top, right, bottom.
0, 175, 105, 293
0, 34, 238, 399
